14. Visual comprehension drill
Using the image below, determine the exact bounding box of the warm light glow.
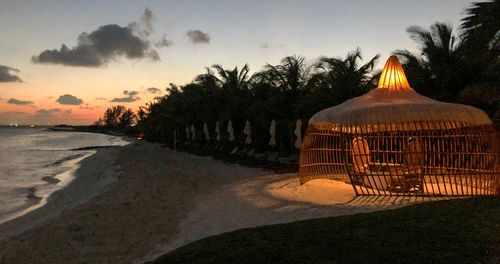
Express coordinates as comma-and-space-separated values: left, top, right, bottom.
377, 56, 410, 90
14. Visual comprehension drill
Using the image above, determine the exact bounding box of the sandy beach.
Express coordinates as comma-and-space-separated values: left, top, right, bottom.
0, 142, 439, 263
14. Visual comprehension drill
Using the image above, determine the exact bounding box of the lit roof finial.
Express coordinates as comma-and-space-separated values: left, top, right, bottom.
377, 56, 410, 91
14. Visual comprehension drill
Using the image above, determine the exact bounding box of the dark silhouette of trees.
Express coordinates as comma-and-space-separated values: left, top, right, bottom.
390, 1, 498, 121
98, 105, 136, 131
102, 1, 498, 148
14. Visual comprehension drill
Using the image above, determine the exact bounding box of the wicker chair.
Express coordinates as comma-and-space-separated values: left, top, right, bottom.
349, 137, 368, 187
389, 137, 424, 193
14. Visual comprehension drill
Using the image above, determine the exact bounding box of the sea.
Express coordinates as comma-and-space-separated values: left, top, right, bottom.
0, 126, 130, 224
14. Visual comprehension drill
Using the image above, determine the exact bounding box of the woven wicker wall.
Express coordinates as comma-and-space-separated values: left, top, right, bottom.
299, 121, 499, 196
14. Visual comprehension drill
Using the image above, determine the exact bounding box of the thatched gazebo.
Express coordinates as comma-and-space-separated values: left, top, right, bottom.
299, 56, 499, 196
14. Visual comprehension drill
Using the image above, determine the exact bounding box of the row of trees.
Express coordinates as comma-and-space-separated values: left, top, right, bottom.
100, 1, 499, 154
136, 49, 380, 152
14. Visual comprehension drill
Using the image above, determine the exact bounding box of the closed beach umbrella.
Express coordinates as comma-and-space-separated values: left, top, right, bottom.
269, 120, 277, 146
203, 122, 210, 140
243, 120, 252, 144
227, 120, 235, 142
294, 119, 302, 149
190, 124, 196, 141
185, 126, 190, 141
215, 121, 222, 141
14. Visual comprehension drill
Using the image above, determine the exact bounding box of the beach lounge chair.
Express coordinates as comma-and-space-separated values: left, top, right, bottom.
273, 153, 299, 174
246, 151, 280, 168
241, 151, 271, 167
213, 146, 240, 160
234, 149, 257, 164
220, 147, 249, 162
256, 152, 284, 170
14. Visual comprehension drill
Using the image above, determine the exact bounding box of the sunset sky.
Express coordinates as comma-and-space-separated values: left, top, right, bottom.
0, 0, 473, 125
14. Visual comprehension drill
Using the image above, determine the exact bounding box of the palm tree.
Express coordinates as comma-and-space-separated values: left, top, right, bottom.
460, 0, 499, 98
209, 64, 253, 140
257, 56, 311, 118
395, 19, 499, 121
251, 56, 312, 152
461, 0, 500, 47
315, 48, 379, 99
210, 64, 251, 90
294, 49, 379, 119
394, 23, 467, 101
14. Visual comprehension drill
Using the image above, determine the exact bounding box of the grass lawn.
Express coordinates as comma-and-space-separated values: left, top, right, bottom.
152, 197, 499, 264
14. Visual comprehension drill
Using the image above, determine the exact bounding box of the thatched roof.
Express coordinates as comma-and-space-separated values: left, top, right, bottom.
309, 56, 492, 129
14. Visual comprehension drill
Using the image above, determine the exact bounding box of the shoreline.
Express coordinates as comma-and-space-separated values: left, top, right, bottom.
0, 145, 121, 240
0, 142, 437, 263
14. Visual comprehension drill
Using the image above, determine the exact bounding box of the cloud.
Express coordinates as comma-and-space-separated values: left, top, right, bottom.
141, 7, 154, 36
56, 94, 83, 105
146, 87, 162, 94
155, 34, 173, 47
123, 90, 139, 96
129, 7, 154, 38
111, 90, 141, 102
36, 108, 60, 115
95, 97, 107, 100
31, 8, 165, 67
0, 65, 22, 82
2, 111, 27, 115
7, 98, 33, 105
261, 43, 285, 49
187, 30, 210, 45
79, 103, 97, 110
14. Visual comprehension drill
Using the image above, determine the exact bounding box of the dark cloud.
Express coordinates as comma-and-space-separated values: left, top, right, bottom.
56, 94, 83, 105
155, 34, 173, 47
146, 87, 162, 94
31, 8, 165, 67
36, 108, 60, 115
0, 65, 22, 82
187, 30, 210, 45
129, 7, 154, 37
7, 98, 33, 105
111, 90, 140, 102
122, 90, 139, 96
141, 7, 154, 36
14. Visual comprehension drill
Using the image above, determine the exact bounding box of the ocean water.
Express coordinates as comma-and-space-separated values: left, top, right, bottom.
0, 126, 129, 224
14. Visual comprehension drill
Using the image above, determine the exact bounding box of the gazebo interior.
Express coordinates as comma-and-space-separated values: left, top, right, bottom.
299, 56, 499, 196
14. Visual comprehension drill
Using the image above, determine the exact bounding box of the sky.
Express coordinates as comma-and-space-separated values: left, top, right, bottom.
0, 0, 474, 125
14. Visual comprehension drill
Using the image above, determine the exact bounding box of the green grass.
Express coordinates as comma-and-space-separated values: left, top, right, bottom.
152, 198, 499, 264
